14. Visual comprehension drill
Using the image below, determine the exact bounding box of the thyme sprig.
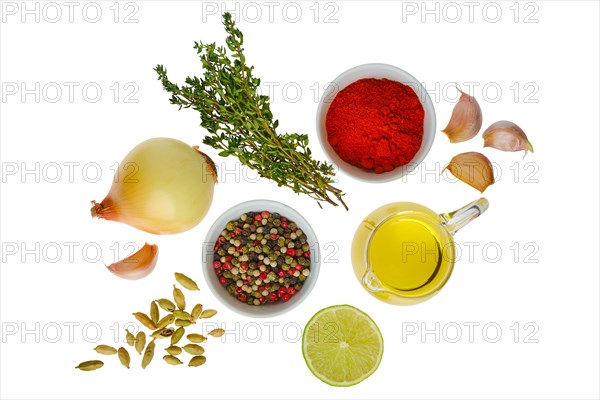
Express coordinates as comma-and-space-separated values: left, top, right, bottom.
155, 13, 347, 210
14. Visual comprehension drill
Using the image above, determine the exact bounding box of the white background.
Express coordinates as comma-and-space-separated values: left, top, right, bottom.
1, 1, 599, 399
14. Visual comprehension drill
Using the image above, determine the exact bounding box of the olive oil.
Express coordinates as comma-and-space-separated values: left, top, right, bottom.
368, 214, 444, 292
352, 199, 488, 305
352, 205, 456, 305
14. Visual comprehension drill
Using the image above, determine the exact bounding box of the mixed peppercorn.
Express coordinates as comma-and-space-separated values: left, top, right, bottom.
212, 211, 311, 305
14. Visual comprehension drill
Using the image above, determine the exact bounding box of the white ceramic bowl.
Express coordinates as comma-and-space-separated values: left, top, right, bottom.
316, 63, 436, 183
202, 199, 320, 318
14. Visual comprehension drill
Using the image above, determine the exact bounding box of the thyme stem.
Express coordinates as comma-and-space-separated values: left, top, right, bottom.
154, 12, 347, 210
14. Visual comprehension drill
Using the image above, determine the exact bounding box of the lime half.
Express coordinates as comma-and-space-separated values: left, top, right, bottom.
302, 305, 384, 387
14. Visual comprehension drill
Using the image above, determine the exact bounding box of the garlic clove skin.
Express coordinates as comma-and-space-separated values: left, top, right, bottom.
482, 120, 534, 155
444, 152, 495, 193
442, 90, 483, 143
107, 243, 158, 280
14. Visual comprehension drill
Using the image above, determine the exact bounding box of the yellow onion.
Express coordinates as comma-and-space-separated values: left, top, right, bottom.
91, 138, 217, 234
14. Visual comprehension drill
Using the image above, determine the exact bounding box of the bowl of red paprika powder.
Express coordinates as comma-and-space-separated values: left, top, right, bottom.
316, 63, 436, 182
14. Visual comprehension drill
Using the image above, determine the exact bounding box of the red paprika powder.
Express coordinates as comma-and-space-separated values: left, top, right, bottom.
325, 78, 424, 174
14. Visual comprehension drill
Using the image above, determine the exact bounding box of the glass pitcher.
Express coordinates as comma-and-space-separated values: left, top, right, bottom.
351, 198, 489, 305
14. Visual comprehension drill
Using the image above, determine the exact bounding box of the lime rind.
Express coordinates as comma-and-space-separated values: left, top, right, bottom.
302, 304, 384, 387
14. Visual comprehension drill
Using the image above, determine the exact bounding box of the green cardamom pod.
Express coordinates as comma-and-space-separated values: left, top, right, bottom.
174, 272, 200, 291
208, 328, 225, 337
141, 340, 156, 369
150, 301, 160, 324
118, 347, 131, 369
190, 304, 203, 322
156, 298, 176, 312
165, 345, 182, 355
200, 309, 217, 319
163, 355, 183, 365
75, 360, 104, 371
135, 331, 146, 355
132, 312, 157, 330
173, 285, 186, 310
188, 355, 206, 367
94, 345, 117, 355
173, 310, 192, 320
174, 319, 194, 327
171, 327, 185, 345
186, 333, 207, 343
125, 328, 135, 347
157, 314, 175, 329
151, 327, 175, 339
182, 343, 205, 356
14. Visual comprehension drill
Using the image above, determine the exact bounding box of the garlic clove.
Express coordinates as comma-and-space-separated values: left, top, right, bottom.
482, 120, 534, 155
442, 89, 483, 143
444, 152, 495, 193
107, 243, 158, 280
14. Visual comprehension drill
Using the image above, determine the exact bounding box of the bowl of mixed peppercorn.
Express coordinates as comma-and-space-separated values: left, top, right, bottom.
202, 199, 320, 317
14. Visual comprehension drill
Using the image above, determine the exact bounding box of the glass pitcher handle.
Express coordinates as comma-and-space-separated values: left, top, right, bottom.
439, 198, 489, 235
